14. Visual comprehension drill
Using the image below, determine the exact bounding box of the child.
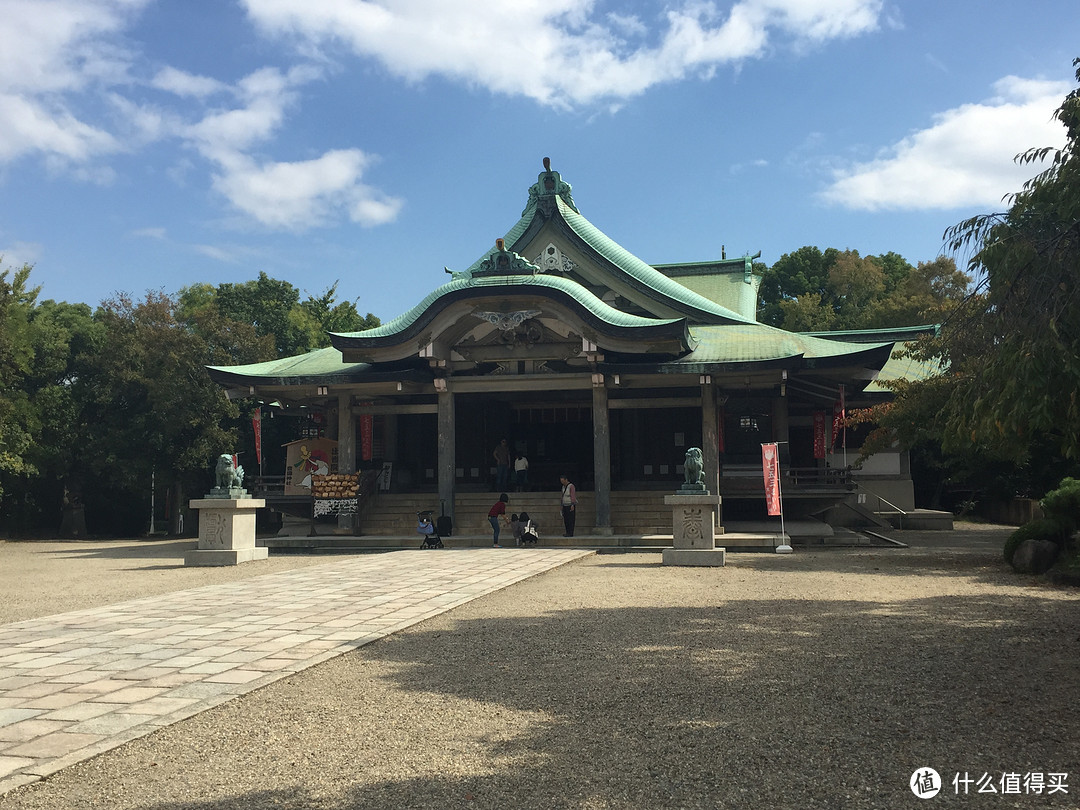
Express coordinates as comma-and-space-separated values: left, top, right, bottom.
509, 513, 523, 546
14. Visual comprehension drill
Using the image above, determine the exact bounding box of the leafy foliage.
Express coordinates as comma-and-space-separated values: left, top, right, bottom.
927, 58, 1080, 461
0, 265, 40, 492
758, 248, 970, 331
851, 59, 1080, 511
179, 273, 380, 357
1040, 476, 1080, 534
0, 265, 381, 536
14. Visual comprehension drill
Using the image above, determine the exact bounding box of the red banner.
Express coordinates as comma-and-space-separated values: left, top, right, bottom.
360, 414, 373, 461
813, 411, 826, 459
252, 409, 262, 466
762, 443, 781, 516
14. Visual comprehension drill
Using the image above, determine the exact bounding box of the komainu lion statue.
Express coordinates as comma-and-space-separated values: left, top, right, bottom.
684, 447, 704, 487
214, 454, 245, 489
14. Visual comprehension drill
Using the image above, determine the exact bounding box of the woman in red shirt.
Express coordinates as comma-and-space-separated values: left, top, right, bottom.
488, 493, 509, 547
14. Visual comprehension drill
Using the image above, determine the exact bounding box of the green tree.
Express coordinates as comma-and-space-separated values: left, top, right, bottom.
828, 250, 886, 324
861, 257, 972, 328
856, 59, 1080, 511
934, 57, 1080, 460
757, 246, 839, 327
868, 251, 914, 292
0, 265, 104, 530
758, 247, 959, 331
298, 281, 381, 335
212, 272, 305, 356
179, 274, 380, 357
74, 292, 239, 534
776, 292, 839, 332
0, 265, 38, 497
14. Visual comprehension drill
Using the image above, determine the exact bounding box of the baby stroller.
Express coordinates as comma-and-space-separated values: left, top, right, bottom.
417, 510, 444, 549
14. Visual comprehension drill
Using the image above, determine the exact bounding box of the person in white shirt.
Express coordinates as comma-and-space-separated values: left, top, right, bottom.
559, 474, 577, 537
513, 453, 529, 491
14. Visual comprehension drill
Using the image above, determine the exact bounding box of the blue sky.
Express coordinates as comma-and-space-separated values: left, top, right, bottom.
0, 0, 1075, 322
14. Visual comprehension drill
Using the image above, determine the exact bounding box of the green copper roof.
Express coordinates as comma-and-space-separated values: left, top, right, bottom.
864, 351, 943, 393
685, 324, 892, 364
481, 178, 757, 326
557, 199, 755, 325
207, 347, 371, 383
803, 324, 940, 343
332, 273, 683, 342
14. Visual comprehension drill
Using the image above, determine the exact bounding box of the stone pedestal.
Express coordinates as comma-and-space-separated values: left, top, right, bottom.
662, 493, 726, 567
186, 498, 268, 566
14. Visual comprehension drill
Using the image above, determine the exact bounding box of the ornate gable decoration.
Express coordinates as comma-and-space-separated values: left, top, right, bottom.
523, 157, 579, 218
534, 243, 576, 274
472, 309, 543, 331
473, 239, 541, 278
457, 311, 579, 361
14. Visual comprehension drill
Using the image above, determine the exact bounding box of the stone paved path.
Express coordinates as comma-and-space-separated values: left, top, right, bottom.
0, 548, 592, 794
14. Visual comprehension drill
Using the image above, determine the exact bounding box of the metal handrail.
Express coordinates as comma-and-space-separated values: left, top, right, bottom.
855, 482, 909, 529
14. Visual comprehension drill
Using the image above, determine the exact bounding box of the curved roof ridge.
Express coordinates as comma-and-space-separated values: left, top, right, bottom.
331, 274, 684, 342
555, 198, 756, 326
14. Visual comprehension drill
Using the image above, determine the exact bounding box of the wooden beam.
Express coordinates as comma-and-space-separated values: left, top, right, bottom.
352, 403, 438, 415
608, 396, 702, 410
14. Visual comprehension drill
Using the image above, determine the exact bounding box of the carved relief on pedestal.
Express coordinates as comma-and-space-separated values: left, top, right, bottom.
681, 508, 703, 540
203, 512, 228, 548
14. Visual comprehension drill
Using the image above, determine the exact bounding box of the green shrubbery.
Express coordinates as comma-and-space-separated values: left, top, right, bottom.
1004, 477, 1080, 567
1003, 518, 1070, 565
1040, 477, 1080, 533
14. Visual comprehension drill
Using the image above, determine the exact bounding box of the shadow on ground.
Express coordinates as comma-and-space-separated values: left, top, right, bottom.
5, 526, 1077, 810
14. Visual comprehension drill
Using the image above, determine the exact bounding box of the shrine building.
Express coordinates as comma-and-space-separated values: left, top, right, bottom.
207, 160, 922, 538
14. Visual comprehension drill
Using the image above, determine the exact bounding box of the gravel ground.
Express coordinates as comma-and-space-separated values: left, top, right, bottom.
2, 525, 1079, 810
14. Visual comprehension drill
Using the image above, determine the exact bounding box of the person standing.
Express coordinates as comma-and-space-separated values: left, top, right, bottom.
559, 475, 577, 537
513, 451, 529, 492
492, 439, 510, 491
488, 493, 509, 547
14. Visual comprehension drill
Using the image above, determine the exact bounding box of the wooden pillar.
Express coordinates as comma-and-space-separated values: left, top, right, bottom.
701, 379, 719, 495
700, 377, 722, 528
773, 392, 790, 465
437, 386, 456, 525
592, 378, 612, 534
337, 392, 356, 532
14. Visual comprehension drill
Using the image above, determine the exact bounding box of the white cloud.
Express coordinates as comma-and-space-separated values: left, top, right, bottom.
0, 0, 148, 164
241, 0, 884, 106
0, 93, 119, 163
0, 0, 891, 230
152, 67, 229, 99
0, 240, 43, 269
821, 75, 1071, 211
0, 0, 147, 93
171, 65, 402, 230
209, 149, 404, 230
184, 67, 308, 159
130, 227, 167, 240
193, 243, 242, 263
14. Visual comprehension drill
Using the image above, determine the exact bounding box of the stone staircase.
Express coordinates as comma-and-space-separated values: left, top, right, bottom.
354, 491, 679, 537
265, 491, 838, 552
